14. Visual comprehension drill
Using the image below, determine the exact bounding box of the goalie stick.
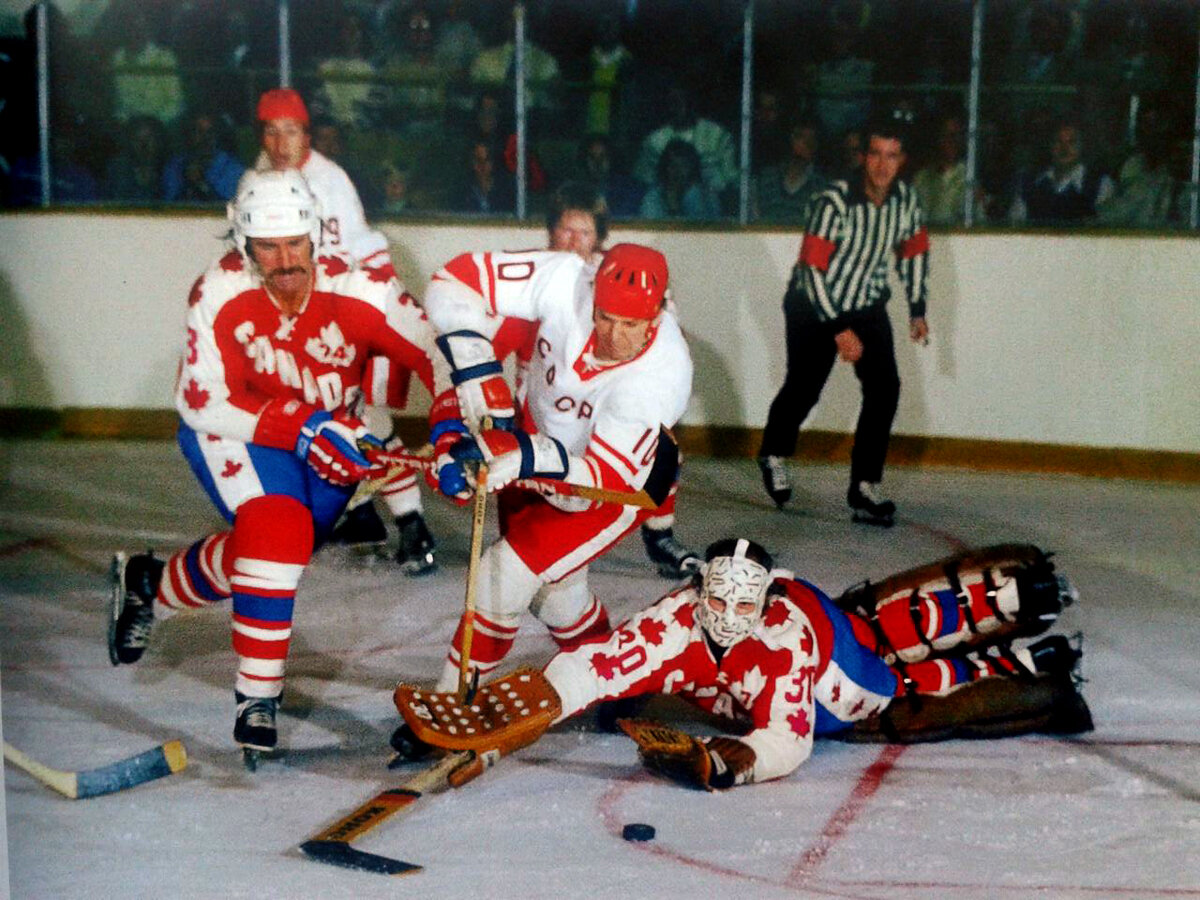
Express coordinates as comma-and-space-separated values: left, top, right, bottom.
362, 447, 658, 510
3, 739, 187, 799
299, 749, 475, 875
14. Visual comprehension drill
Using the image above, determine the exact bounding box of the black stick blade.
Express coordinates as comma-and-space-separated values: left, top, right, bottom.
299, 840, 422, 876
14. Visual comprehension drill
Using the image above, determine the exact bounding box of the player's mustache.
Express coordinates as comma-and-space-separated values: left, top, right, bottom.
268, 266, 307, 277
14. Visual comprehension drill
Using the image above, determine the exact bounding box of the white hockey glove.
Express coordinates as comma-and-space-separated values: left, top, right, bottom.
437, 428, 568, 496
435, 331, 516, 432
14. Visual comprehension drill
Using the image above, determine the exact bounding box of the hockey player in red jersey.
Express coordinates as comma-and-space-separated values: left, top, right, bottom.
420, 242, 693, 696
109, 169, 447, 759
394, 539, 1091, 788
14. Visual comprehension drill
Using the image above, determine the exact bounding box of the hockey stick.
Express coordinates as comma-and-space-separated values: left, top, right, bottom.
458, 463, 488, 702
3, 739, 187, 799
299, 749, 475, 875
365, 448, 658, 510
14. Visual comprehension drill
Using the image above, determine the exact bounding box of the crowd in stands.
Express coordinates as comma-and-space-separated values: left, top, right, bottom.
2, 0, 1198, 229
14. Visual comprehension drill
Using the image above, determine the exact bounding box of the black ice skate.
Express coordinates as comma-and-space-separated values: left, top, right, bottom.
758, 456, 792, 508
848, 481, 896, 526
108, 551, 164, 665
234, 693, 279, 770
329, 501, 389, 549
641, 525, 701, 580
395, 511, 436, 576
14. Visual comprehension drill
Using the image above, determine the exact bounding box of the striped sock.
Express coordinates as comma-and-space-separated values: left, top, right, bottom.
157, 533, 232, 616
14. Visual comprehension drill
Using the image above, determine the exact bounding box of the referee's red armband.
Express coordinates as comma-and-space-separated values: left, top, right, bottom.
798, 233, 835, 271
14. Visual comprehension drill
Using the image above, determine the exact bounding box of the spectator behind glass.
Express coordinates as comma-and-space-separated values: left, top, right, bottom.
579, 133, 643, 218
377, 0, 447, 138
468, 90, 547, 193
1097, 105, 1182, 229
753, 118, 828, 225
454, 139, 516, 215
639, 137, 721, 220
1010, 120, 1114, 226
633, 81, 738, 211
582, 12, 634, 139
751, 87, 787, 174
812, 3, 875, 144
827, 127, 866, 184
312, 10, 381, 131
433, 0, 483, 79
910, 111, 989, 226
104, 114, 169, 203
109, 4, 184, 128
162, 109, 245, 203
469, 9, 561, 112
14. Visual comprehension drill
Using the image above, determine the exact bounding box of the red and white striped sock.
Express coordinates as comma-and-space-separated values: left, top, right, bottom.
156, 532, 232, 616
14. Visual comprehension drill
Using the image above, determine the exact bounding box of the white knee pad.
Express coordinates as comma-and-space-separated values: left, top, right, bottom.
530, 567, 591, 630
475, 539, 545, 622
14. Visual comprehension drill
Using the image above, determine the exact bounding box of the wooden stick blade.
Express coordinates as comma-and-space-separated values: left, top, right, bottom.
298, 840, 422, 876
74, 739, 188, 799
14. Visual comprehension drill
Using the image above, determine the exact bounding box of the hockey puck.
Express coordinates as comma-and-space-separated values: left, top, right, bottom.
622, 823, 656, 842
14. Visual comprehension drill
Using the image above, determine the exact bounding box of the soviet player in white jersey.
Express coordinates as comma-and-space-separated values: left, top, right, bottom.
395, 539, 1091, 789
108, 169, 448, 760
545, 182, 700, 581
251, 87, 436, 573
420, 242, 693, 699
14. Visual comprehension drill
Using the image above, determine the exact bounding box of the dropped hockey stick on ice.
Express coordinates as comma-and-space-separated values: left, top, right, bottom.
2, 739, 187, 799
299, 749, 475, 875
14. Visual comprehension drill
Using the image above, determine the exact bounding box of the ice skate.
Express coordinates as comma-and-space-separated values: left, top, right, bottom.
395, 511, 436, 576
848, 481, 895, 526
234, 693, 279, 771
641, 526, 701, 580
329, 501, 389, 553
108, 551, 164, 665
758, 456, 792, 508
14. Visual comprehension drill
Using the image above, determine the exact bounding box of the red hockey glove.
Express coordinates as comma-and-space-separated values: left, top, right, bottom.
294, 411, 381, 486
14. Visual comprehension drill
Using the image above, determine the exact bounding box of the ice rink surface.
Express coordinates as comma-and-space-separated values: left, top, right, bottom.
1, 439, 1198, 899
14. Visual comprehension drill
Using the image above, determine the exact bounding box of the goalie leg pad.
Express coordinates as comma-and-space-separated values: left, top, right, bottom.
835, 544, 1073, 665
834, 670, 1093, 744
394, 667, 562, 756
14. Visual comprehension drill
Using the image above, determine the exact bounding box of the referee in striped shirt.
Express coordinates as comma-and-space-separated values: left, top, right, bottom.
758, 110, 930, 526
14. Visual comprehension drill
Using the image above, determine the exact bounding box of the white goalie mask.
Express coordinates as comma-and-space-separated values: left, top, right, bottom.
698, 538, 773, 648
228, 169, 322, 258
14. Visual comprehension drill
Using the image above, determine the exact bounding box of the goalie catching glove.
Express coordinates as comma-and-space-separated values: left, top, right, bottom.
617, 719, 757, 791
435, 330, 516, 432
393, 668, 562, 782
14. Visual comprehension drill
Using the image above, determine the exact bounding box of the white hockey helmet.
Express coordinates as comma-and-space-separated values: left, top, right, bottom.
228, 169, 322, 257
697, 538, 774, 648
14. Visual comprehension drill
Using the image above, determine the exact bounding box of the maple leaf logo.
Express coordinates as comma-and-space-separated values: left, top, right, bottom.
737, 665, 769, 703
366, 262, 396, 283
221, 460, 243, 478
799, 626, 814, 656
850, 699, 865, 716
674, 603, 695, 629
305, 321, 356, 368
590, 651, 619, 681
830, 683, 841, 703
637, 618, 667, 646
788, 708, 811, 738
187, 277, 204, 307
183, 378, 209, 410
763, 601, 791, 629
319, 255, 350, 277
219, 251, 244, 272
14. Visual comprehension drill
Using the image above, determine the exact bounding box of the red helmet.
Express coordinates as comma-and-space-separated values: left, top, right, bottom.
593, 243, 668, 320
257, 88, 310, 125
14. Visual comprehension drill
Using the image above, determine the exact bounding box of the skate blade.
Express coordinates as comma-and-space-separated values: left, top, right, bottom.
851, 510, 895, 527
240, 745, 282, 771
399, 554, 437, 577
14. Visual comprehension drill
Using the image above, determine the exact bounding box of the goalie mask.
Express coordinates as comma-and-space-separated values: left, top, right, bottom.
228, 169, 322, 258
697, 538, 774, 648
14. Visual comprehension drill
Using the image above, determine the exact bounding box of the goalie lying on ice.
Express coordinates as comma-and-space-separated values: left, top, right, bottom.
394, 538, 1091, 790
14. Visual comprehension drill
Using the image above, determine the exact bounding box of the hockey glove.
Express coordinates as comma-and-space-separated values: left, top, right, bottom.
618, 720, 756, 791
442, 428, 569, 494
295, 411, 383, 486
435, 331, 516, 432
427, 389, 473, 504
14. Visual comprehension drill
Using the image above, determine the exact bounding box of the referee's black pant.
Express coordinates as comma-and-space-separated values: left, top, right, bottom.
759, 301, 900, 486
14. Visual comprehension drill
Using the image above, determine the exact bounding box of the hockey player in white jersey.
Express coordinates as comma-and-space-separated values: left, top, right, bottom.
251, 86, 435, 573
421, 242, 693, 695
